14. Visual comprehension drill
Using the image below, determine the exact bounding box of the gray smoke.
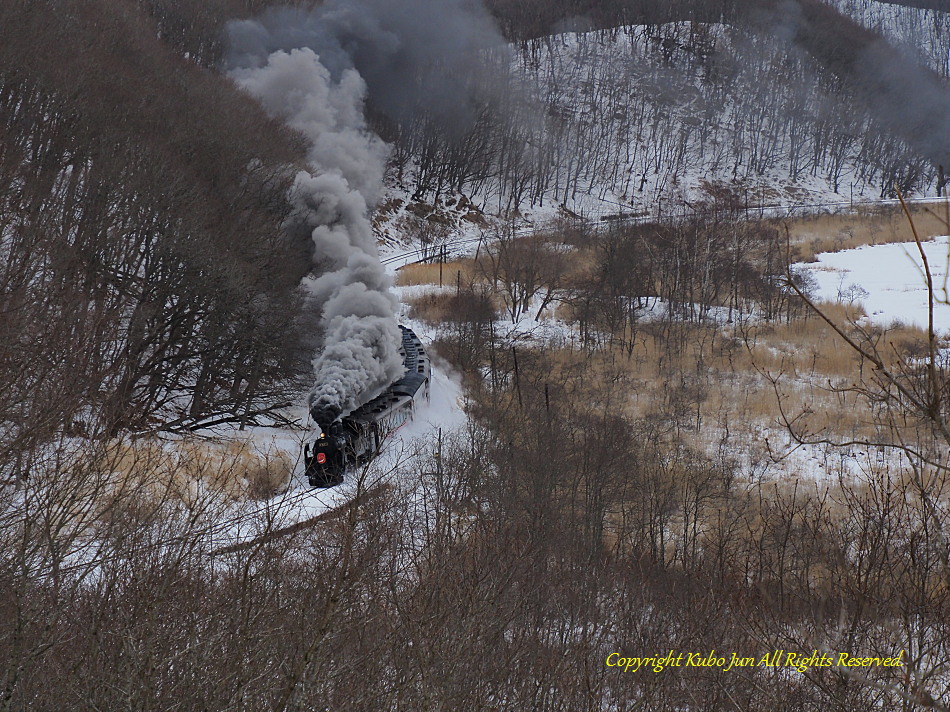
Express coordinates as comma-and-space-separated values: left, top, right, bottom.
227, 0, 510, 135
854, 39, 950, 170
764, 0, 950, 179
228, 47, 403, 429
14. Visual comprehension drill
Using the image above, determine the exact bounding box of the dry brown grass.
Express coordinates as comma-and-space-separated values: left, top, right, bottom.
407, 288, 500, 326
93, 436, 293, 508
786, 202, 950, 262
396, 260, 478, 286
400, 218, 936, 482
405, 218, 950, 580
32, 435, 295, 550
523, 303, 931, 470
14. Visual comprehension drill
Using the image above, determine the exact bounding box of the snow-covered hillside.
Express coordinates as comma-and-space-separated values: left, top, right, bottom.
381, 18, 937, 237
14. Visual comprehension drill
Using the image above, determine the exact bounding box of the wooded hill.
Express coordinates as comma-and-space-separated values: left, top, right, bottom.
389, 0, 950, 213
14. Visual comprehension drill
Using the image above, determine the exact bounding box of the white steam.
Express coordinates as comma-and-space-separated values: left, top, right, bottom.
228, 47, 403, 427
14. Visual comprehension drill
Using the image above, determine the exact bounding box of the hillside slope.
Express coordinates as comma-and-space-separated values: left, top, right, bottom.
0, 0, 312, 452
381, 10, 945, 236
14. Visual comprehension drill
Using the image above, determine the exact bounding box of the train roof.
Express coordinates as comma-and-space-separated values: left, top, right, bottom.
345, 326, 430, 424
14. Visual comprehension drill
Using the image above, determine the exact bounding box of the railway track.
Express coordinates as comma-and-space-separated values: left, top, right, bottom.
380, 195, 950, 268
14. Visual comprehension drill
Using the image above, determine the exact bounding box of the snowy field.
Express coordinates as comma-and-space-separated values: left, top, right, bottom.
737, 236, 950, 484
126, 228, 950, 553
798, 236, 950, 333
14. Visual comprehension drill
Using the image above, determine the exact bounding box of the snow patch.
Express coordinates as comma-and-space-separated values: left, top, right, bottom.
797, 236, 950, 333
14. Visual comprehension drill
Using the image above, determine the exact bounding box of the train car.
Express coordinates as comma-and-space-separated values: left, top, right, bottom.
304, 326, 430, 487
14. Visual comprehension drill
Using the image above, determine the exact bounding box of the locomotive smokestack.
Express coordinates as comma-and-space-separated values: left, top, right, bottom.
309, 403, 341, 433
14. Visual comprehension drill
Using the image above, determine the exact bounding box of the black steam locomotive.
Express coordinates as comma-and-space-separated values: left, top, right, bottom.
304, 326, 430, 487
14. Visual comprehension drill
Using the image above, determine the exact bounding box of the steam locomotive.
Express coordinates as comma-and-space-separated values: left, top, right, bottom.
303, 326, 430, 487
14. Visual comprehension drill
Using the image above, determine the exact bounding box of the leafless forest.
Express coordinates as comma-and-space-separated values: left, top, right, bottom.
3, 0, 950, 710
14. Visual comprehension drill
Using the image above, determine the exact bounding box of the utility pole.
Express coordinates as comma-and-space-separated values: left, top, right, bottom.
489, 320, 497, 398
512, 346, 523, 409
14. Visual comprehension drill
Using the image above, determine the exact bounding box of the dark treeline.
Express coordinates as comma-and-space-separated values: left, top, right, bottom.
879, 0, 950, 9
484, 0, 745, 40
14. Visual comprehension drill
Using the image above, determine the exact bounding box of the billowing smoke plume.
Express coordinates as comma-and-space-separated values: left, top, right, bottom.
226, 0, 508, 428
228, 43, 402, 428
851, 40, 950, 171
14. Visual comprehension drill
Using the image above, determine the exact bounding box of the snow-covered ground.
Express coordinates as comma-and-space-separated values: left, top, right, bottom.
67, 216, 936, 566
798, 235, 950, 333
51, 0, 950, 551
739, 235, 950, 483
210, 327, 467, 547
66, 224, 948, 559
721, 415, 917, 484
228, 0, 947, 530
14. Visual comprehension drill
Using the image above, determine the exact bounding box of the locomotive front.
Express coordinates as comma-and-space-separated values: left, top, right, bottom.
303, 427, 346, 487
